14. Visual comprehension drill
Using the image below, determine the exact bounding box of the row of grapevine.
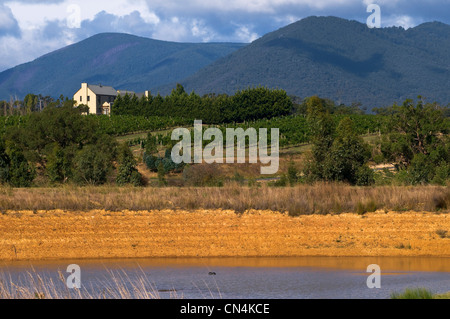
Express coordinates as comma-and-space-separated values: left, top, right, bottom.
90, 115, 191, 136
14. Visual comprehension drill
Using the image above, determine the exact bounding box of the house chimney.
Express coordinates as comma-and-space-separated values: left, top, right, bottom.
81, 83, 88, 98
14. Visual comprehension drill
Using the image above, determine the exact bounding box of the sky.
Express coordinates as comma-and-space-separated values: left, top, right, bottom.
0, 0, 449, 72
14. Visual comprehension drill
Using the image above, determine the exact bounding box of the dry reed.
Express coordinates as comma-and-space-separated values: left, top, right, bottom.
0, 268, 167, 299
0, 183, 448, 214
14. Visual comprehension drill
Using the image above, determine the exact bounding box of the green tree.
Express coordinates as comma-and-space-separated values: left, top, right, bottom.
0, 142, 10, 184
431, 162, 450, 186
24, 94, 38, 114
73, 144, 113, 185
6, 144, 35, 187
112, 94, 123, 115
5, 104, 98, 166
116, 143, 143, 186
303, 96, 336, 181
381, 98, 449, 184
322, 117, 373, 185
382, 98, 448, 167
173, 83, 186, 96
406, 153, 435, 185
157, 161, 167, 187
145, 133, 158, 154
76, 104, 90, 114
46, 143, 73, 183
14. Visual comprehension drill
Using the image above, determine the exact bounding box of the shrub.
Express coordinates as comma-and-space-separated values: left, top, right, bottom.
73, 144, 113, 185
46, 144, 73, 183
143, 153, 158, 172
431, 162, 450, 186
390, 288, 434, 299
433, 192, 449, 211
407, 153, 435, 185
182, 164, 223, 187
356, 200, 377, 215
157, 162, 167, 187
287, 162, 299, 186
232, 172, 245, 185
355, 165, 375, 186
144, 148, 184, 174
372, 153, 385, 165
356, 202, 366, 215
6, 146, 35, 187
270, 174, 288, 187
116, 143, 143, 186
0, 143, 10, 184
365, 200, 377, 212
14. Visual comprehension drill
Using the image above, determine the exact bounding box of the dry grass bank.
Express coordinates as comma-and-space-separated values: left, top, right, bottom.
0, 183, 448, 214
0, 209, 449, 261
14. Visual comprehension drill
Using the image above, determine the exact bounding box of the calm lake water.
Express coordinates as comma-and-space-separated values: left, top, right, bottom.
1, 257, 449, 299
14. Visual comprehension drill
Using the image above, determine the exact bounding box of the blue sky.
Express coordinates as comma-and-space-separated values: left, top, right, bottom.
0, 0, 449, 72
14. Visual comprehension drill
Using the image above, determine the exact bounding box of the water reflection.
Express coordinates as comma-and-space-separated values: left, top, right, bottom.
0, 257, 449, 299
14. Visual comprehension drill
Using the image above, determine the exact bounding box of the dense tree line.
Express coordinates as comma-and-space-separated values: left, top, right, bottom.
302, 96, 449, 186
292, 96, 367, 116
0, 94, 68, 116
112, 84, 293, 124
0, 88, 447, 188
0, 103, 142, 187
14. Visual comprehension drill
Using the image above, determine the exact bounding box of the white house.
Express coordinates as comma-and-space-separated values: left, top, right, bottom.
73, 83, 150, 115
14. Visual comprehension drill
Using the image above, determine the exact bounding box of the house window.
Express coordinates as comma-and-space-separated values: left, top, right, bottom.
87, 96, 90, 102
80, 96, 82, 102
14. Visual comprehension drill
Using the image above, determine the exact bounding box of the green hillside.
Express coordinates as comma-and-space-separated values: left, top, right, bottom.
0, 33, 245, 100
175, 16, 450, 108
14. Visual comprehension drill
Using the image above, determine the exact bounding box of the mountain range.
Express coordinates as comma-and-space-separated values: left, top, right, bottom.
175, 16, 450, 107
0, 16, 449, 108
0, 33, 244, 100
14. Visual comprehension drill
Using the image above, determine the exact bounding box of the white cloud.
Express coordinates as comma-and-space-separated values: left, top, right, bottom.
5, 0, 159, 30
191, 19, 216, 42
0, 3, 20, 36
0, 0, 448, 72
151, 17, 190, 42
0, 8, 17, 30
383, 15, 420, 29
146, 0, 360, 13
233, 25, 260, 43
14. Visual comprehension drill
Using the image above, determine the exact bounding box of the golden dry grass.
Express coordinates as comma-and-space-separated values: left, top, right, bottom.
0, 183, 448, 213
0, 209, 449, 261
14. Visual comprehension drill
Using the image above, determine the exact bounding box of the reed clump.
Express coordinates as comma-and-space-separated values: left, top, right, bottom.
390, 288, 434, 299
0, 268, 167, 299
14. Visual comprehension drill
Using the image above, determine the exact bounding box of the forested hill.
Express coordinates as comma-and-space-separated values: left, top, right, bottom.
0, 33, 245, 100
174, 16, 450, 108
2, 17, 449, 108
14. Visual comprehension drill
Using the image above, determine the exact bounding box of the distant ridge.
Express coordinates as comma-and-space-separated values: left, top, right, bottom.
1, 17, 449, 108
174, 16, 450, 108
0, 33, 245, 100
